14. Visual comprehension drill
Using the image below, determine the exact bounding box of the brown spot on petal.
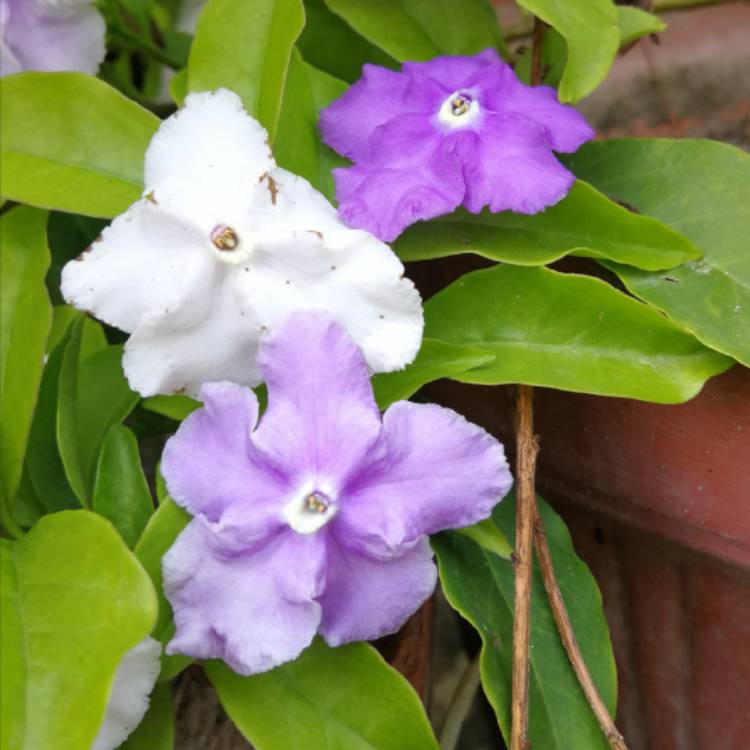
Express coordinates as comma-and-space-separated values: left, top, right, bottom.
307, 230, 323, 240
174, 386, 186, 395
145, 191, 158, 204
259, 172, 279, 205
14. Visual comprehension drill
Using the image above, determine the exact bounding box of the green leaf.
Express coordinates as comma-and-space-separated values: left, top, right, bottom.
298, 0, 397, 82
394, 181, 699, 270
323, 0, 506, 62
1, 510, 157, 750
372, 338, 493, 409
424, 264, 732, 403
93, 425, 154, 548
58, 343, 139, 505
134, 497, 191, 680
0, 207, 51, 534
142, 394, 201, 422
617, 6, 665, 46
188, 0, 305, 140
0, 73, 159, 218
276, 50, 348, 202
22, 317, 82, 514
120, 683, 174, 750
566, 138, 750, 366
455, 518, 512, 559
169, 67, 189, 105
515, 0, 619, 102
206, 639, 439, 750
433, 493, 617, 749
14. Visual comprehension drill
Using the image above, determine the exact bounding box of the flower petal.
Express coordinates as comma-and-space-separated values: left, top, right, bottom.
161, 382, 287, 535
236, 211, 424, 373
3, 1, 105, 75
144, 89, 275, 228
61, 199, 213, 334
402, 48, 500, 89
251, 312, 382, 490
461, 112, 576, 215
91, 637, 161, 750
164, 520, 325, 675
319, 535, 437, 646
469, 64, 594, 152
338, 401, 512, 555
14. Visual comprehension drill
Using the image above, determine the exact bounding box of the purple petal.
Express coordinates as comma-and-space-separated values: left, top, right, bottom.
161, 382, 286, 537
2, 0, 105, 75
461, 112, 576, 215
252, 312, 382, 490
402, 48, 501, 89
318, 535, 437, 646
468, 64, 594, 152
164, 520, 325, 675
337, 402, 512, 555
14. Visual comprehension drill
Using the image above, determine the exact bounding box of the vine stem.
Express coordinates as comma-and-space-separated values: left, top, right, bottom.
510, 384, 539, 750
533, 519, 630, 750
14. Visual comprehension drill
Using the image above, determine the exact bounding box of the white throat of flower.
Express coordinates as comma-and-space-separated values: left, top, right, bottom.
437, 91, 481, 129
283, 481, 338, 534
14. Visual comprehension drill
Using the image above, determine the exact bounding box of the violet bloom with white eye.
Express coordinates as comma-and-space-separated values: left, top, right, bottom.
91, 637, 161, 750
1, 0, 105, 77
319, 48, 595, 242
61, 89, 423, 397
161, 312, 512, 676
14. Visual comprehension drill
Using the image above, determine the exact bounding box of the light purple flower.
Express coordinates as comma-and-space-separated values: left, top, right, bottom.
319, 48, 595, 241
161, 312, 512, 675
1, 0, 106, 77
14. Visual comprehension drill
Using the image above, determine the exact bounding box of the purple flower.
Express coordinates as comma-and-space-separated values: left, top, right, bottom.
1, 0, 105, 77
319, 49, 595, 241
161, 312, 512, 675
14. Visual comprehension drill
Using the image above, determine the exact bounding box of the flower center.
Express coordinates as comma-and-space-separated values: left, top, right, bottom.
209, 224, 253, 265
437, 90, 480, 129
283, 484, 337, 534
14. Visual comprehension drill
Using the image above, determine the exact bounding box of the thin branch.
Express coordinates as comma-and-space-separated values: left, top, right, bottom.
533, 518, 630, 750
439, 654, 482, 750
510, 384, 539, 750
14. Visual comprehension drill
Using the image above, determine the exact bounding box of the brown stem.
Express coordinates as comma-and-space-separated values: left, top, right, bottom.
533, 518, 630, 750
510, 385, 539, 750
530, 17, 546, 87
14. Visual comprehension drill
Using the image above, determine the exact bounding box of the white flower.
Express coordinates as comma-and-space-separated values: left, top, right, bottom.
91, 636, 161, 750
61, 89, 423, 396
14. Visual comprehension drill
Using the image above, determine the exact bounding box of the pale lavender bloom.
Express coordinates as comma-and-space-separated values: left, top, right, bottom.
319, 49, 595, 241
0, 0, 105, 77
161, 312, 512, 675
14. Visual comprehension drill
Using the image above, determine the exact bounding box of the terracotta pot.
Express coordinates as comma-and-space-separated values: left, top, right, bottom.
426, 365, 750, 749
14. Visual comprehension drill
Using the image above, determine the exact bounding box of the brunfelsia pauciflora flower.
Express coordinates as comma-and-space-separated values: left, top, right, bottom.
161, 312, 513, 675
61, 89, 423, 397
0, 0, 106, 76
320, 48, 595, 241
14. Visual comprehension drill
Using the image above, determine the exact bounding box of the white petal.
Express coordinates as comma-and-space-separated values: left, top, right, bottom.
236, 225, 424, 374
123, 275, 262, 396
61, 199, 215, 333
91, 636, 161, 750
144, 89, 275, 229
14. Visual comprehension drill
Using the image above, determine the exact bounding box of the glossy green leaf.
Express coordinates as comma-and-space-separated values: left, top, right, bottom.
134, 497, 191, 681
424, 264, 732, 402
298, 0, 397, 82
276, 50, 348, 202
0, 73, 158, 218
206, 639, 439, 750
394, 181, 699, 270
188, 0, 305, 140
617, 6, 665, 46
93, 425, 154, 548
22, 318, 82, 514
58, 343, 139, 505
434, 493, 617, 749
323, 0, 506, 62
169, 67, 189, 105
455, 518, 512, 559
1, 510, 157, 750
120, 683, 174, 750
515, 0, 619, 102
372, 338, 493, 409
0, 207, 51, 534
142, 394, 201, 422
566, 138, 750, 366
